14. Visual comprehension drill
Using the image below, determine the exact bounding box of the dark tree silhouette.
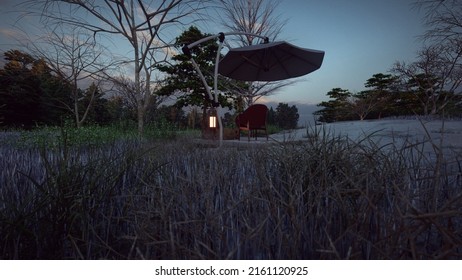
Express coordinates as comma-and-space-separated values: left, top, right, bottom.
275, 102, 299, 129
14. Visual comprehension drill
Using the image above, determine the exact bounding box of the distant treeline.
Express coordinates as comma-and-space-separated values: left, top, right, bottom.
0, 49, 299, 130
315, 73, 462, 123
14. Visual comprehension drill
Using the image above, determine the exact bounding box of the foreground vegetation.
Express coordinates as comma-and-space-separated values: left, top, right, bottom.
0, 124, 461, 259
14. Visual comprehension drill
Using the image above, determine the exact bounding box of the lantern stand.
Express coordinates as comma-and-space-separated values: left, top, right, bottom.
182, 32, 269, 147
206, 107, 218, 140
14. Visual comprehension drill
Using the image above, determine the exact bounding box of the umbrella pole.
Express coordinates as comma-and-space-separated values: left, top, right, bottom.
189, 58, 214, 102
214, 37, 225, 147
183, 31, 270, 146
188, 55, 224, 146
188, 58, 219, 144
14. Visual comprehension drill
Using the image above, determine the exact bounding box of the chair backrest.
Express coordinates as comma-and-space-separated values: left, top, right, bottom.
236, 104, 268, 129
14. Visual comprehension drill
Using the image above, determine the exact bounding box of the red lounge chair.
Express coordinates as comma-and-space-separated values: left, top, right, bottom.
235, 104, 268, 141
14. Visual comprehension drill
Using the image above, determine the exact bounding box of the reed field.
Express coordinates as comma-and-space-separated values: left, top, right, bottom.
0, 123, 461, 259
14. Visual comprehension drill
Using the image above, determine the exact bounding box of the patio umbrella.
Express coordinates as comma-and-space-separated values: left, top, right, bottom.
218, 41, 325, 81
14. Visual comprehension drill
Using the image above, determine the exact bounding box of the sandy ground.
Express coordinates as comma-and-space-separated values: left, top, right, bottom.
225, 118, 462, 159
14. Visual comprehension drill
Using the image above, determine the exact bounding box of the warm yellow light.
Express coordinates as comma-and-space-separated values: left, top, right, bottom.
209, 116, 217, 128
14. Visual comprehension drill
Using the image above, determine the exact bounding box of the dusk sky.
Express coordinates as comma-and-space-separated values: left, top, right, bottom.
0, 0, 426, 106
270, 0, 426, 105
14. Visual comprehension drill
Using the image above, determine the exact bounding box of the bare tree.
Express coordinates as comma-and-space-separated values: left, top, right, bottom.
393, 43, 462, 115
111, 75, 139, 114
404, 1, 462, 114
112, 72, 167, 121
347, 92, 380, 121
246, 80, 293, 105
24, 0, 210, 135
414, 0, 462, 44
218, 0, 292, 108
220, 0, 286, 45
27, 26, 113, 127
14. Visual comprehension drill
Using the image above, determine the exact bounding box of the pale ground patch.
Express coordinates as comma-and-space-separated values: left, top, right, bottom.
226, 118, 462, 159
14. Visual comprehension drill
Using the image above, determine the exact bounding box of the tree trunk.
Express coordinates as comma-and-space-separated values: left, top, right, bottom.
137, 106, 145, 137
77, 85, 97, 128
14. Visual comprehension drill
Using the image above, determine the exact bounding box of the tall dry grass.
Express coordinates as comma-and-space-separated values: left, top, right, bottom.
0, 125, 461, 259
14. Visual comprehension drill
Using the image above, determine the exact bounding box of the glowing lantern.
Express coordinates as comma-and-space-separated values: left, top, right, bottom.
209, 116, 217, 128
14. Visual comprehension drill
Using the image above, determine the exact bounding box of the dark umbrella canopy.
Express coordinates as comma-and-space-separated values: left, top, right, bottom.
218, 41, 325, 81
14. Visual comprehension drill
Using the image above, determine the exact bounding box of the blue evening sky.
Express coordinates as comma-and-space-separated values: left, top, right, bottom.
0, 0, 426, 105
269, 0, 425, 105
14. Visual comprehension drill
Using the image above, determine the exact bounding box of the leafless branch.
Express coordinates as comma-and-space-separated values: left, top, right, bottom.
21, 0, 212, 135
23, 24, 116, 127
392, 41, 462, 114
219, 0, 286, 46
217, 0, 290, 106
413, 0, 462, 43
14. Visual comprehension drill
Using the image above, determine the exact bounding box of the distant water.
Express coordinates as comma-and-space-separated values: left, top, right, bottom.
296, 104, 319, 127
298, 113, 316, 127
263, 102, 319, 128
